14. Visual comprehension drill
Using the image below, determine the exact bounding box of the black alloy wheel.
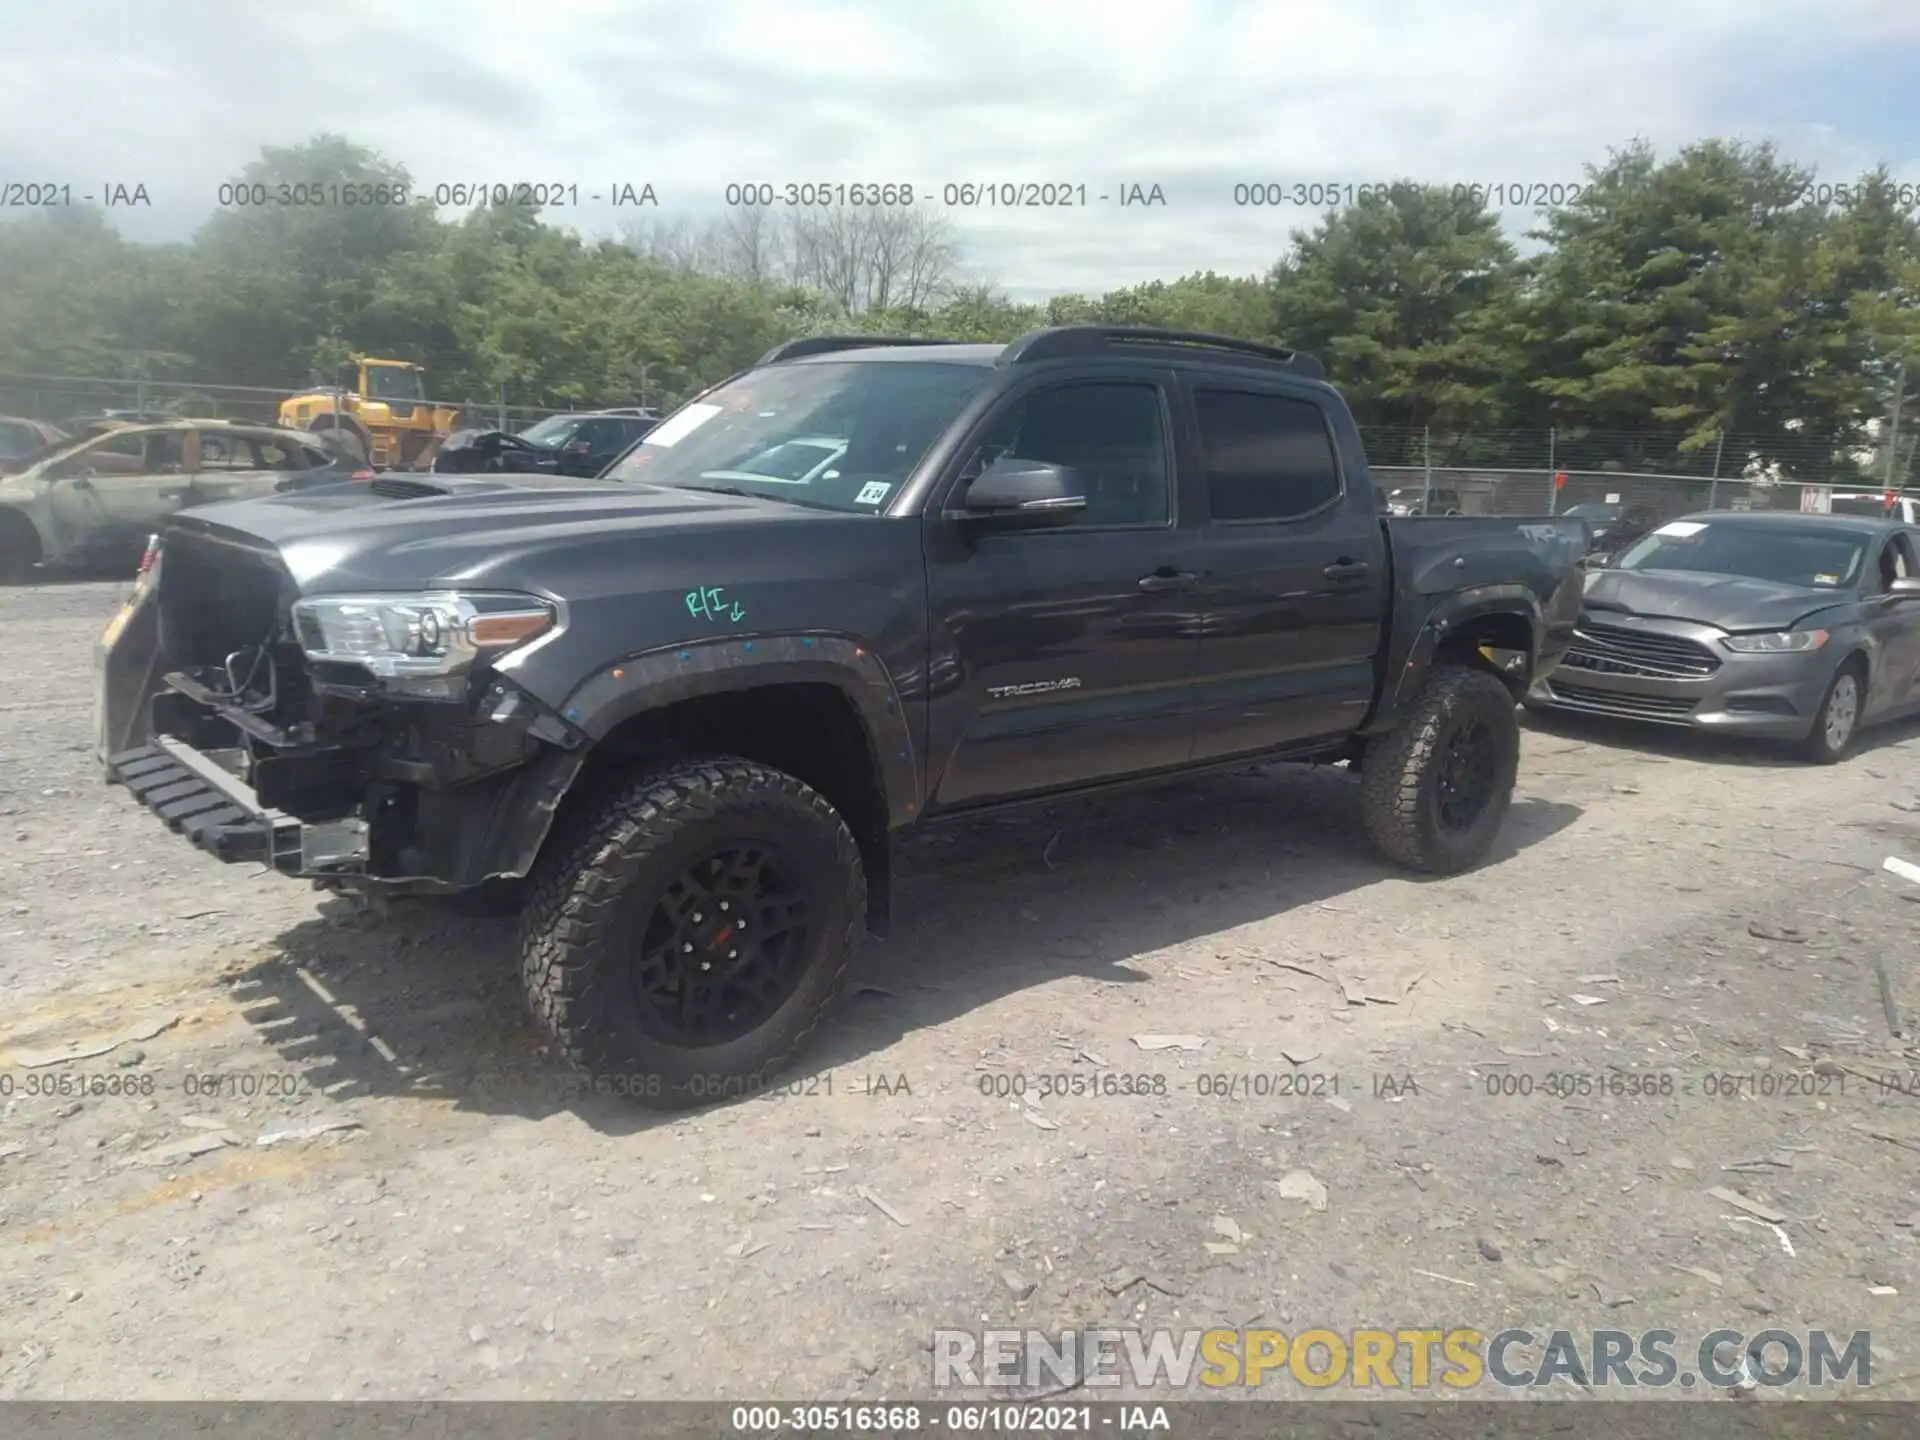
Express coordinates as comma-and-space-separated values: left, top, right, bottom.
520, 757, 866, 1107
1432, 712, 1500, 832
630, 841, 816, 1046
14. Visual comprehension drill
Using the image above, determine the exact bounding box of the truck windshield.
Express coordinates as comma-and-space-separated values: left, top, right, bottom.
1614, 522, 1867, 589
601, 361, 991, 513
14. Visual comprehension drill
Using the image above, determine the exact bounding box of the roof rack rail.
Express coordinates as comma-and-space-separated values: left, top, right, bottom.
999, 326, 1326, 379
753, 335, 956, 367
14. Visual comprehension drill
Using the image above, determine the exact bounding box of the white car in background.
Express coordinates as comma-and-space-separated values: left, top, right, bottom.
1829, 492, 1920, 523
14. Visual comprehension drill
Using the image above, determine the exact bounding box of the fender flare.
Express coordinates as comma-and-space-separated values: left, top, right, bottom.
556, 632, 921, 828
1363, 587, 1543, 735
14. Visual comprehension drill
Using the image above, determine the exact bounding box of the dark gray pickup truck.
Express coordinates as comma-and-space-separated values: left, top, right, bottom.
96, 326, 1587, 1104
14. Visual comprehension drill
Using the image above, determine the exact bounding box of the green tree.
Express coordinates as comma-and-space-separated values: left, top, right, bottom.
1266, 185, 1518, 436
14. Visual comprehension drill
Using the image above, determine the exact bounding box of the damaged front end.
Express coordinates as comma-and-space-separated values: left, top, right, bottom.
96, 527, 586, 897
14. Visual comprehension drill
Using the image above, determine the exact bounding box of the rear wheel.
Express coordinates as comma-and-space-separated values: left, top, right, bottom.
1358, 664, 1520, 874
519, 757, 865, 1108
1797, 661, 1864, 764
0, 509, 41, 585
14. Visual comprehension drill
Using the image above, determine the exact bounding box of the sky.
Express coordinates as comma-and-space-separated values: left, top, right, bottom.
2, 0, 1917, 299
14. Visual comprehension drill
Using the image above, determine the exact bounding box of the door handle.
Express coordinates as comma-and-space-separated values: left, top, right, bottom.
1138, 569, 1197, 593
1323, 559, 1370, 580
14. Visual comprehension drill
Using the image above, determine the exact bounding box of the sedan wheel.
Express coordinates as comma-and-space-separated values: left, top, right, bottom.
1798, 665, 1862, 765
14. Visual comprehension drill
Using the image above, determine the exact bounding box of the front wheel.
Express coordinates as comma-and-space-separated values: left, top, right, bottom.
519, 757, 866, 1108
1797, 662, 1864, 765
1358, 664, 1520, 874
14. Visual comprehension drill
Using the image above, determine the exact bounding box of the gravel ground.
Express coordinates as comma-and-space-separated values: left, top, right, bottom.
2, 578, 1919, 1403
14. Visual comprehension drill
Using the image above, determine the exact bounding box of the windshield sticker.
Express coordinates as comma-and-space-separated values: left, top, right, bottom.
1654, 520, 1706, 538
854, 481, 892, 506
644, 403, 723, 449
686, 586, 745, 624
1813, 573, 1841, 586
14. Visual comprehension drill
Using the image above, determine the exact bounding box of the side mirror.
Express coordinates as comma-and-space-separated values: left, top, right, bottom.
1585, 551, 1612, 568
1890, 577, 1920, 599
952, 457, 1086, 530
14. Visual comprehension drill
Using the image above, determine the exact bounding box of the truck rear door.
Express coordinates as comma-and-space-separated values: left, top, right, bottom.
1182, 378, 1389, 757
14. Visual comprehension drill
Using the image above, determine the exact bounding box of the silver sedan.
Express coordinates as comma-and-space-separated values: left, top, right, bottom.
1525, 511, 1920, 762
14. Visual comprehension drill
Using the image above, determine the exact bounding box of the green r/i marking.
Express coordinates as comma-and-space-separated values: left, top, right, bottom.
686, 585, 746, 624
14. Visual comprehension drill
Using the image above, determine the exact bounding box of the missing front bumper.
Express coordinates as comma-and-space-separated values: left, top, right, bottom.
106, 737, 368, 873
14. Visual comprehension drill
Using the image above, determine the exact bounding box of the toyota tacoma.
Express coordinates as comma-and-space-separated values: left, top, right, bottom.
96, 326, 1587, 1105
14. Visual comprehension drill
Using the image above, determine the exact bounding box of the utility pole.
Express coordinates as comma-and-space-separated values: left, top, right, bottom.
1886, 358, 1908, 490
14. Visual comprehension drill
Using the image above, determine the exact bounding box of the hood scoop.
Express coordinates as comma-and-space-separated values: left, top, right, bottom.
371, 476, 450, 501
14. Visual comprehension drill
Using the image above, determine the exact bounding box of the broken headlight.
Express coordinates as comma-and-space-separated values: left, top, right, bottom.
290, 591, 557, 695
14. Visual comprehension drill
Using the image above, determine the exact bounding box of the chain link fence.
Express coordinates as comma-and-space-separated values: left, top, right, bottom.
1356, 425, 1916, 490
1370, 466, 1913, 522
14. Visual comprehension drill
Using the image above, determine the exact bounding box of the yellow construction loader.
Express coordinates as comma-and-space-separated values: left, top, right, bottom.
278, 358, 463, 471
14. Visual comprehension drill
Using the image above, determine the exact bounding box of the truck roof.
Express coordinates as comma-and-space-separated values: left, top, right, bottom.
789, 343, 1005, 367
762, 327, 1327, 380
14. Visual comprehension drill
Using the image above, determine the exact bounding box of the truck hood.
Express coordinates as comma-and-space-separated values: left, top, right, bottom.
1582, 567, 1848, 631
159, 473, 927, 716
166, 475, 826, 590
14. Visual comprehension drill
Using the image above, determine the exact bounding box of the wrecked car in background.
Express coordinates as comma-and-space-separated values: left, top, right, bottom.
431, 411, 658, 478
1527, 511, 1920, 763
0, 416, 67, 476
0, 421, 358, 582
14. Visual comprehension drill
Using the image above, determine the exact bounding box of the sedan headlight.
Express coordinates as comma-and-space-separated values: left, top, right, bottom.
291, 591, 557, 688
1721, 628, 1828, 653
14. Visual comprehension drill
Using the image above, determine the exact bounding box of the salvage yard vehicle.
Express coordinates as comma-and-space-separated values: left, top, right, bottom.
1526, 511, 1920, 762
278, 358, 462, 471
0, 421, 355, 583
0, 416, 66, 475
1383, 486, 1463, 516
96, 326, 1588, 1105
432, 412, 659, 478
1829, 491, 1920, 524
1561, 500, 1658, 560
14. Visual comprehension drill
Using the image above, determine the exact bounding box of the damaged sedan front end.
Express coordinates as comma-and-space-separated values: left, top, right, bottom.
96, 514, 586, 898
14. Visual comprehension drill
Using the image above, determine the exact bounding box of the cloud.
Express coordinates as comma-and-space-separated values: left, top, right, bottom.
1, 0, 1915, 295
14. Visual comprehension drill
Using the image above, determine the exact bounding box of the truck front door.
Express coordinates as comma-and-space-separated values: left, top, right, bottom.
922, 371, 1204, 809
1184, 379, 1389, 757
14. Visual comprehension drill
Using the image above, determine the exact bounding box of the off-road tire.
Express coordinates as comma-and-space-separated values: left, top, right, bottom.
0, 509, 40, 585
1797, 659, 1865, 765
1358, 663, 1520, 874
519, 757, 865, 1108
